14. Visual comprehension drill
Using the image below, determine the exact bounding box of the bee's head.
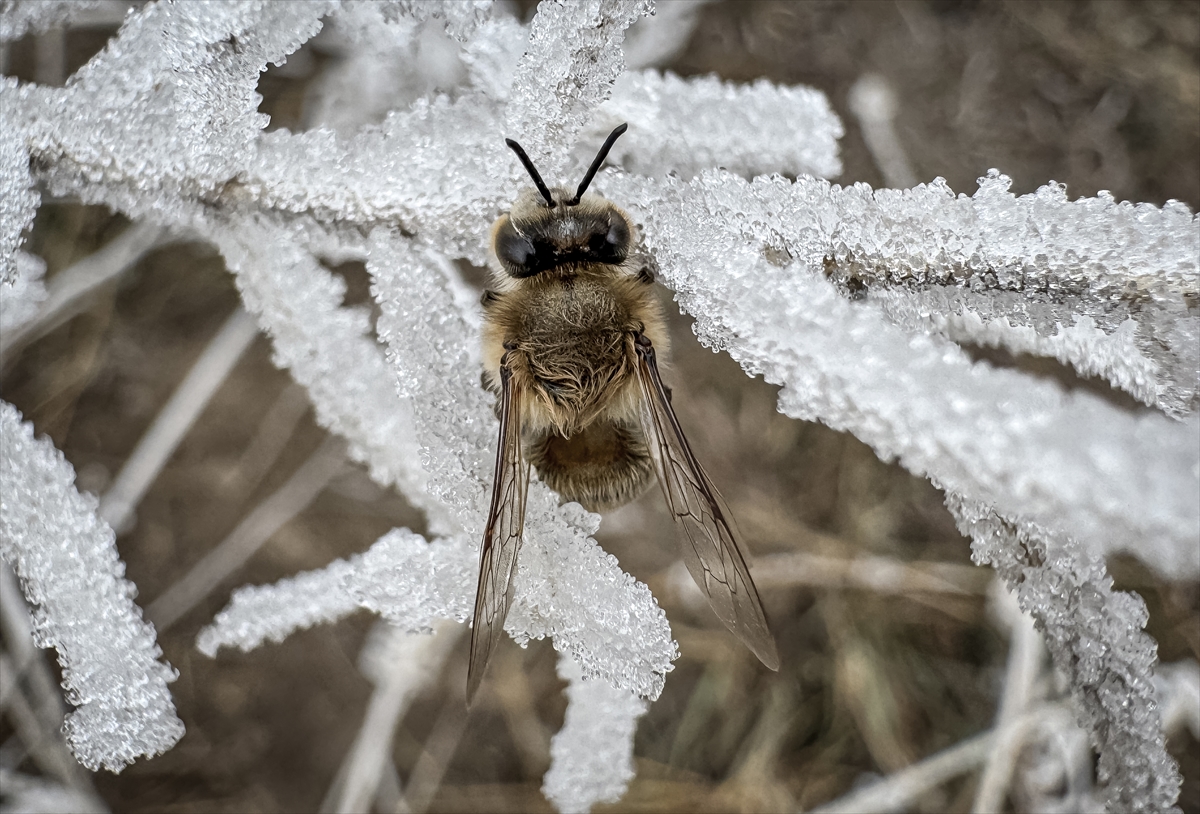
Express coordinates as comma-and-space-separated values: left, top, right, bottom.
491, 124, 632, 279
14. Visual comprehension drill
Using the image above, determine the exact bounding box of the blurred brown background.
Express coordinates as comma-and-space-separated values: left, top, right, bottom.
2, 1, 1197, 812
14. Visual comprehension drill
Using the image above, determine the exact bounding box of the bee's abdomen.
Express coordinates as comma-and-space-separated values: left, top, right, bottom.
526, 420, 654, 512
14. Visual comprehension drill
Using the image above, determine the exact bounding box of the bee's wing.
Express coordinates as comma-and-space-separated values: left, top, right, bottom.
467, 361, 531, 703
633, 335, 780, 670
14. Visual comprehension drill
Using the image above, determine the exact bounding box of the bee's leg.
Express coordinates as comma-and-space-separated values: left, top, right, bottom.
636, 266, 655, 284
481, 289, 500, 308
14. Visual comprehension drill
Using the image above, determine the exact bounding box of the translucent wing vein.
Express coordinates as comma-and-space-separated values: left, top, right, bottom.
633, 334, 779, 670
467, 360, 530, 701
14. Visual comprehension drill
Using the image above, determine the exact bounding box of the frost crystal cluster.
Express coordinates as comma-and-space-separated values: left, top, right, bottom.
1, 0, 1195, 811
0, 404, 184, 771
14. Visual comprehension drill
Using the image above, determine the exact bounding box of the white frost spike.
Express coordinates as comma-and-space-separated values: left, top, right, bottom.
833, 173, 1197, 415
0, 95, 39, 284
607, 170, 1200, 579
212, 218, 443, 530
505, 0, 653, 179
0, 251, 48, 331
542, 655, 648, 814
348, 529, 476, 630
196, 527, 471, 656
13, 0, 333, 212
950, 495, 1181, 814
367, 233, 677, 700
0, 402, 185, 772
597, 71, 844, 181
197, 554, 363, 657
0, 0, 103, 42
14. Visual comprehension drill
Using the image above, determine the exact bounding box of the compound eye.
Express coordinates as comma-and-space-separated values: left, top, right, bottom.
596, 217, 629, 260
494, 219, 538, 276
606, 218, 629, 250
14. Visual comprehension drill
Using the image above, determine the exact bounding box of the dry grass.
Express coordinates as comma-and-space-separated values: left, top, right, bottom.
1, 1, 1197, 812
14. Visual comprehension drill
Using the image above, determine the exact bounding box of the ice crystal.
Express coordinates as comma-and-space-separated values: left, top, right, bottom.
0, 0, 103, 42
0, 97, 38, 284
0, 403, 184, 772
950, 495, 1182, 813
543, 655, 648, 814
3, 0, 1196, 810
604, 170, 1199, 579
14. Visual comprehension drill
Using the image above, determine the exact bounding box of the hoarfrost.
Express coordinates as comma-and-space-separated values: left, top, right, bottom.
0, 0, 103, 42
0, 250, 46, 329
3, 0, 1196, 810
0, 98, 39, 284
543, 655, 648, 814
0, 403, 184, 772
950, 495, 1182, 813
504, 0, 652, 179
604, 170, 1199, 578
598, 71, 844, 181
196, 554, 363, 657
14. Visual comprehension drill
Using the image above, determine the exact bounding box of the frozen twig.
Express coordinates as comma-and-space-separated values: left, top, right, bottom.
608, 170, 1198, 576
0, 0, 109, 42
951, 497, 1181, 813
98, 307, 259, 533
0, 402, 184, 771
145, 434, 346, 632
542, 655, 649, 814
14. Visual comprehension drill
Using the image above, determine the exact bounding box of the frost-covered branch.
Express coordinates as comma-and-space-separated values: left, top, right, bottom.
0, 404, 184, 771
2, 0, 1196, 810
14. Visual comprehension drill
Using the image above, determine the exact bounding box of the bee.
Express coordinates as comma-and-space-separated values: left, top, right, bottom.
468, 124, 779, 701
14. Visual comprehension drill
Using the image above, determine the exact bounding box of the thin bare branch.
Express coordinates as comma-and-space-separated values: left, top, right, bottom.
0, 222, 167, 362
145, 434, 346, 632
328, 621, 463, 814
97, 307, 259, 533
973, 586, 1046, 813
847, 73, 918, 189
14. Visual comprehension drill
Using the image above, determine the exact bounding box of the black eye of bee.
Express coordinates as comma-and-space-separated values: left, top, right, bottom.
604, 218, 629, 254
496, 224, 536, 269
495, 219, 555, 278
494, 214, 633, 278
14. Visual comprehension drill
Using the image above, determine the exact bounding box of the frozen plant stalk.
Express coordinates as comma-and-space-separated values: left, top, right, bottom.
0, 404, 184, 771
2, 0, 1196, 811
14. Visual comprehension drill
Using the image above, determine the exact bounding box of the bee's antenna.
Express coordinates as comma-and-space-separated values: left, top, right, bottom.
505, 138, 555, 207
569, 122, 628, 206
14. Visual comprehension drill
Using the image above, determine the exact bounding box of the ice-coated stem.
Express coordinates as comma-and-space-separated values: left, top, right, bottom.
0, 402, 185, 772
